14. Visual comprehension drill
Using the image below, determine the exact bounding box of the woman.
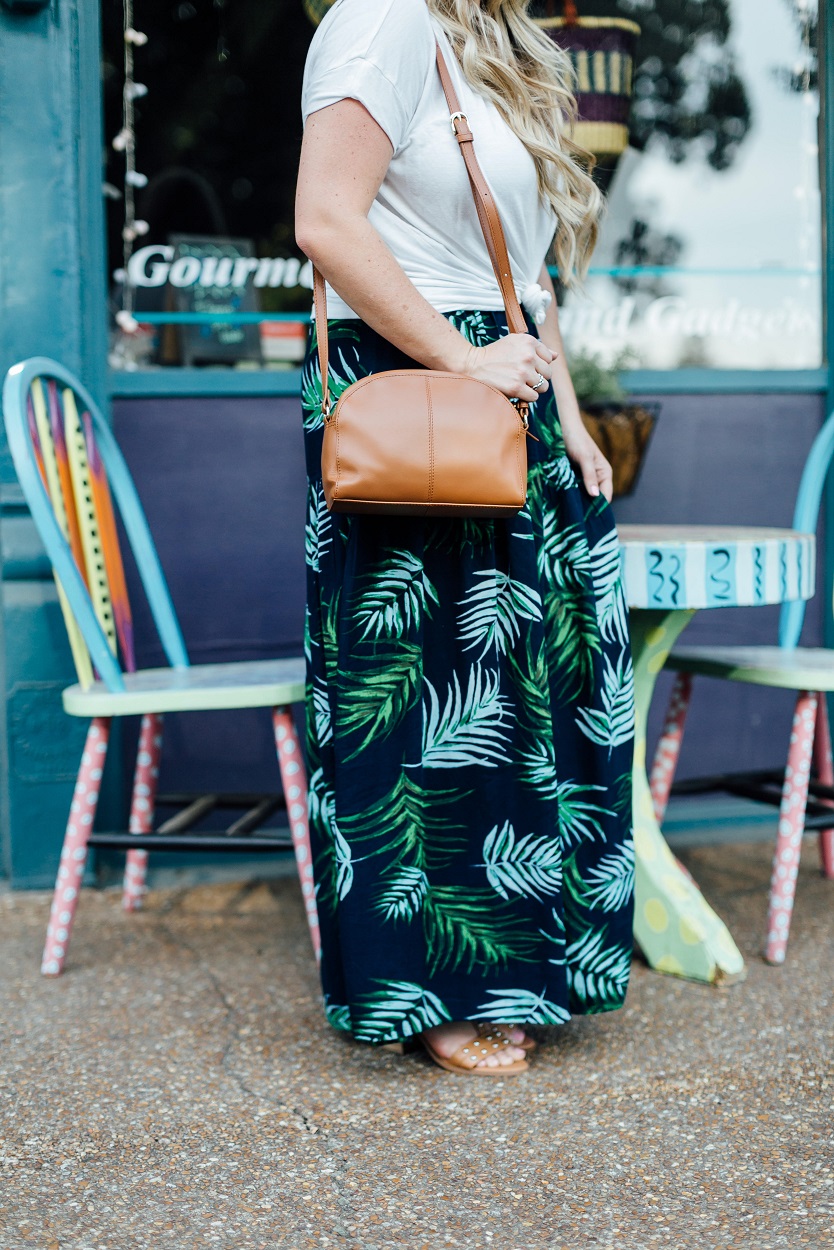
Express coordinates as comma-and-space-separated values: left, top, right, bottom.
295, 0, 635, 1075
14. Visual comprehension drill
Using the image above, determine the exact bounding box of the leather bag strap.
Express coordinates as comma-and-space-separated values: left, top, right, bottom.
314, 40, 529, 415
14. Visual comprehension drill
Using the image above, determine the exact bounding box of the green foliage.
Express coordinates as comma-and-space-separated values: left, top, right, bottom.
566, 350, 632, 409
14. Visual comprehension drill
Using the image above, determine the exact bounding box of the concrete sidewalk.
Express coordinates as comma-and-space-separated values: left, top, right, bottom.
1, 837, 832, 1250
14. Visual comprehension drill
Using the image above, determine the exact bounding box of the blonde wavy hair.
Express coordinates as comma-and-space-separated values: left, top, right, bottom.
426, 0, 602, 287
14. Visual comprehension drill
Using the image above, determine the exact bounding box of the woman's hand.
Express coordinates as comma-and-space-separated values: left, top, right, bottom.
460, 334, 557, 404
561, 419, 614, 503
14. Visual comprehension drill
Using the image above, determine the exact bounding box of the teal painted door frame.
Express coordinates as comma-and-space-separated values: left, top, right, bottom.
0, 0, 115, 885
823, 0, 834, 652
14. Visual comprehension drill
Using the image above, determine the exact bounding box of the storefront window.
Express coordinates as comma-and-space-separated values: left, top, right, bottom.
103, 0, 822, 373
102, 0, 315, 371
540, 0, 822, 369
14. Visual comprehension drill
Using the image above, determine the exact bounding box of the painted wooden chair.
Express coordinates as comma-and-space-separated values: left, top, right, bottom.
2, 357, 319, 974
649, 408, 834, 965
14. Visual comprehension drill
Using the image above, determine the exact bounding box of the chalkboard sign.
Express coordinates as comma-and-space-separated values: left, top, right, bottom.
167, 234, 263, 367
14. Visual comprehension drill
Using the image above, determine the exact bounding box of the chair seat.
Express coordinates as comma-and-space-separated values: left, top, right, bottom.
667, 645, 834, 691
62, 657, 306, 717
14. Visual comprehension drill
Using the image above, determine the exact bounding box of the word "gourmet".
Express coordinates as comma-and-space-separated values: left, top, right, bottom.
125, 245, 315, 290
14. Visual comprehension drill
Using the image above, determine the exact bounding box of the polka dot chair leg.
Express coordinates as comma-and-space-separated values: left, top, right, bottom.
122, 713, 164, 912
41, 717, 111, 976
811, 694, 834, 880
272, 706, 321, 962
649, 672, 693, 826
765, 690, 818, 965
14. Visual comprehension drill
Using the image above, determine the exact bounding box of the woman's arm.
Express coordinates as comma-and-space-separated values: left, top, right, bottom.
536, 265, 613, 503
295, 99, 555, 405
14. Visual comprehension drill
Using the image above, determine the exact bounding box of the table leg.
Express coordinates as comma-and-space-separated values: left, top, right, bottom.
630, 609, 746, 984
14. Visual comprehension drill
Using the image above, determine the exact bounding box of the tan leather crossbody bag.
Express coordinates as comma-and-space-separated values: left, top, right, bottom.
313, 43, 534, 518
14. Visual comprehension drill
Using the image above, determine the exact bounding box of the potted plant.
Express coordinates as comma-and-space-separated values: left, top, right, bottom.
569, 349, 658, 498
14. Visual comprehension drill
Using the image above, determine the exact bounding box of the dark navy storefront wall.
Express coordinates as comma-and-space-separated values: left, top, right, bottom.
110, 390, 825, 805
111, 395, 307, 812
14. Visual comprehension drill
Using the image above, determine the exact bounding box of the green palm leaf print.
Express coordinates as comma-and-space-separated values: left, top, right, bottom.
302, 342, 363, 432
576, 650, 635, 755
333, 823, 353, 901
612, 770, 633, 822
563, 837, 634, 913
321, 590, 340, 679
471, 987, 571, 1025
423, 887, 538, 977
480, 821, 563, 901
375, 865, 429, 922
426, 517, 492, 554
340, 774, 465, 871
305, 483, 331, 573
537, 519, 591, 592
447, 309, 495, 347
308, 767, 352, 909
303, 606, 313, 665
324, 997, 352, 1032
566, 928, 632, 1009
539, 906, 567, 966
542, 581, 601, 706
519, 738, 559, 800
507, 645, 552, 743
511, 505, 534, 542
589, 530, 629, 645
556, 780, 611, 848
421, 665, 513, 769
312, 677, 332, 747
354, 549, 439, 640
339, 643, 422, 760
542, 455, 576, 491
353, 980, 452, 1043
456, 570, 542, 660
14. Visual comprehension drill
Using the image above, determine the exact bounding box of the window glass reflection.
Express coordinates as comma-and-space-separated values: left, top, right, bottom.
541, 0, 822, 369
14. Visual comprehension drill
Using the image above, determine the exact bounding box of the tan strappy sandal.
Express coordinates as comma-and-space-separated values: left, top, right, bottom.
478, 1022, 537, 1052
420, 1028, 530, 1076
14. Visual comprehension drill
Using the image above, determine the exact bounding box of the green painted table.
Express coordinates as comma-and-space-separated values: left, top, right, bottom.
619, 525, 816, 984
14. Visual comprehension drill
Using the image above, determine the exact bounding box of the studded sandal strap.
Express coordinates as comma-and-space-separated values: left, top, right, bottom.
449, 1030, 513, 1069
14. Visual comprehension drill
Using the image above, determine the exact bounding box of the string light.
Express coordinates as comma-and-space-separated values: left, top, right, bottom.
117, 0, 149, 326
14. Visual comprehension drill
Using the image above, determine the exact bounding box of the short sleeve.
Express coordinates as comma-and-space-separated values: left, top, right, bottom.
301, 0, 435, 152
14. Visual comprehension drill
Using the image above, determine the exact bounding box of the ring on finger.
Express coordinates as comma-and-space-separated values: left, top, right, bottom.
532, 372, 547, 392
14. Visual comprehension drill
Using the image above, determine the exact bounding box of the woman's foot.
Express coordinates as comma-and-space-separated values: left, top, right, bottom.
422, 1021, 527, 1068
478, 1022, 536, 1052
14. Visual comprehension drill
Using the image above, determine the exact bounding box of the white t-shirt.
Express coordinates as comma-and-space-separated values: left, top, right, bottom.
301, 0, 557, 322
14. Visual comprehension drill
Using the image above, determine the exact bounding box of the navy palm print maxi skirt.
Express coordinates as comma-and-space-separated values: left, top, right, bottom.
301, 310, 635, 1044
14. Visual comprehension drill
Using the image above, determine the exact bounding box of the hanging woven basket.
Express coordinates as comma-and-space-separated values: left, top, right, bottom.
303, 0, 336, 25
536, 3, 641, 161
